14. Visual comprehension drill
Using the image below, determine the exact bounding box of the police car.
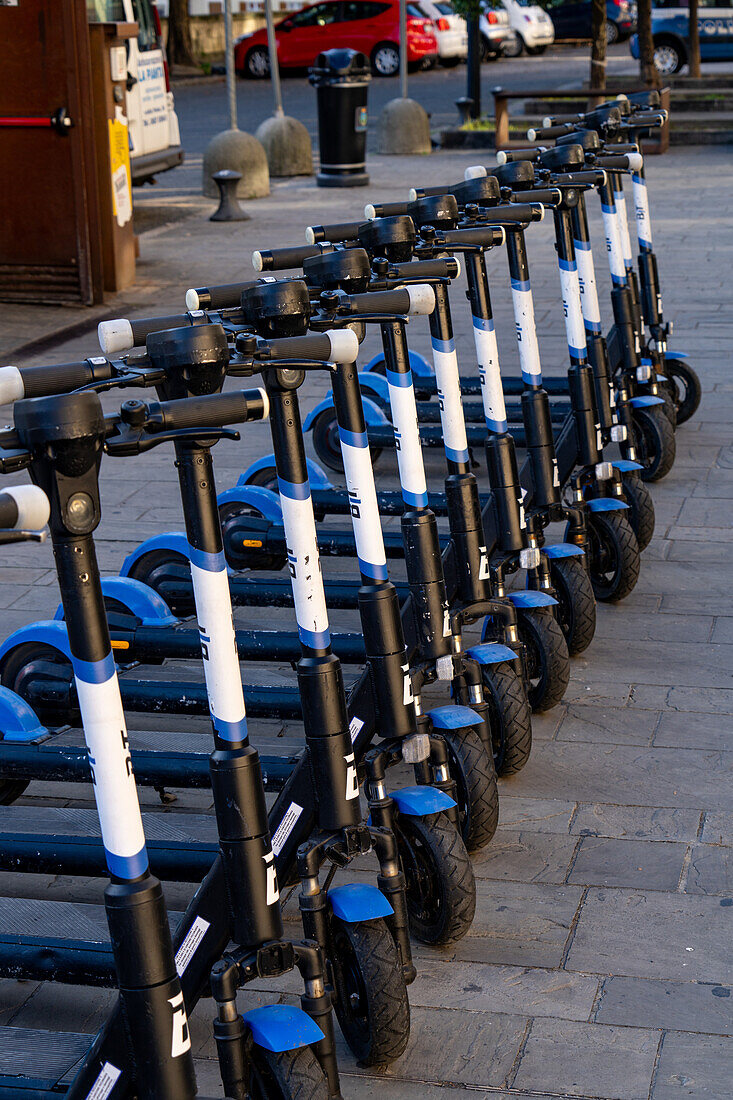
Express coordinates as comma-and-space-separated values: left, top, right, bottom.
630, 0, 733, 75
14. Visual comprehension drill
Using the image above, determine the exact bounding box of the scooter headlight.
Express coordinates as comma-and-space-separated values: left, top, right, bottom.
637, 363, 652, 382
595, 462, 613, 481
611, 424, 628, 442
519, 547, 541, 570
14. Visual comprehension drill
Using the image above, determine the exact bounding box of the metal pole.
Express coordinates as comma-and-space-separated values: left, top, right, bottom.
265, 0, 284, 116
400, 0, 408, 99
224, 0, 238, 130
466, 13, 480, 119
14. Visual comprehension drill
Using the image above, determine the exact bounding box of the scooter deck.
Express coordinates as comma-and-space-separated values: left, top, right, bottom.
0, 1025, 91, 1092
0, 805, 219, 881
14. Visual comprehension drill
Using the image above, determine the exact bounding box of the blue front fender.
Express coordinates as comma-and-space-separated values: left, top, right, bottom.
391, 785, 456, 816
611, 459, 644, 473
239, 456, 335, 492
507, 590, 558, 609
120, 532, 191, 578
630, 395, 665, 408
0, 687, 48, 743
55, 577, 179, 626
363, 349, 435, 378
242, 1005, 324, 1053
466, 641, 518, 665
664, 350, 687, 360
357, 371, 390, 404
544, 543, 585, 559
216, 485, 283, 522
586, 498, 629, 513
0, 620, 72, 667
303, 395, 389, 432
428, 704, 483, 729
328, 882, 393, 923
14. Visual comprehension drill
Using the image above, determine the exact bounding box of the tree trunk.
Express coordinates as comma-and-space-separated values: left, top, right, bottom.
688, 0, 701, 78
167, 0, 196, 69
637, 0, 660, 87
590, 0, 607, 91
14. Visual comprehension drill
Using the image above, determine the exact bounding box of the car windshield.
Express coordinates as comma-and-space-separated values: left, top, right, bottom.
435, 1, 455, 11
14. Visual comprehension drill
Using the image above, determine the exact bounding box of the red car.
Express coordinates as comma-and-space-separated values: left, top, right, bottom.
235, 0, 439, 78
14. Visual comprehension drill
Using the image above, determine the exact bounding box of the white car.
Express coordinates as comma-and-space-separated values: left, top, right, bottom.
501, 0, 555, 54
479, 0, 519, 58
418, 0, 468, 65
88, 0, 184, 183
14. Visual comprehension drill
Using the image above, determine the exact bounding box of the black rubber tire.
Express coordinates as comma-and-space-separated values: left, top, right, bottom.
439, 724, 498, 852
396, 811, 476, 946
548, 555, 597, 657
665, 358, 702, 424
526, 43, 547, 55
653, 36, 685, 75
621, 474, 655, 552
244, 45, 271, 79
606, 19, 619, 43
248, 1045, 330, 1099
0, 779, 29, 805
633, 403, 676, 482
481, 660, 532, 777
585, 509, 640, 602
659, 384, 678, 429
329, 916, 409, 1066
516, 607, 570, 713
246, 465, 279, 492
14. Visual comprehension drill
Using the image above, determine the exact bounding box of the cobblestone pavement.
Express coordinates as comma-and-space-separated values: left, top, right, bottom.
0, 145, 731, 1098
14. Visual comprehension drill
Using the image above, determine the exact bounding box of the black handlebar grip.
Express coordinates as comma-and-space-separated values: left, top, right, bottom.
391, 258, 460, 281
364, 201, 410, 219
511, 187, 562, 206
306, 222, 362, 244
482, 202, 545, 224
185, 281, 258, 311
264, 333, 334, 361
19, 359, 113, 399
551, 170, 607, 187
591, 154, 633, 170
440, 226, 505, 249
348, 287, 412, 315
253, 245, 321, 272
98, 315, 192, 355
496, 148, 542, 164
527, 122, 575, 141
159, 388, 268, 432
407, 184, 456, 200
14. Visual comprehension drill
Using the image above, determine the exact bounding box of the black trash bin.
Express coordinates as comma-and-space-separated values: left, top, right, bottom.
309, 48, 370, 188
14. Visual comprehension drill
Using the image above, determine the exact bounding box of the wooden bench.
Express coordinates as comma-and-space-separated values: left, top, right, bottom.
492, 85, 670, 153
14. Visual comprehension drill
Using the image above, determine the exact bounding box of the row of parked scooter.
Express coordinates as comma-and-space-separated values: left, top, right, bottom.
0, 90, 700, 1097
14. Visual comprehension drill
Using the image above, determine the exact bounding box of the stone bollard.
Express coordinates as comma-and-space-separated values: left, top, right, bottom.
376, 98, 431, 156
255, 115, 313, 178
202, 129, 270, 199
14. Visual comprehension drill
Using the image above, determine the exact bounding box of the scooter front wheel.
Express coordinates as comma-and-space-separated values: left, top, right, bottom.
329, 916, 410, 1066
396, 811, 476, 945
515, 608, 570, 712
481, 660, 532, 777
665, 358, 701, 424
633, 404, 676, 482
246, 1045, 330, 1100
585, 510, 640, 602
311, 409, 383, 473
439, 723, 499, 851
621, 474, 655, 552
548, 555, 597, 657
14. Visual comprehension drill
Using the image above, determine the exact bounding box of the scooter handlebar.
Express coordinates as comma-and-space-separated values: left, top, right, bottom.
185, 281, 259, 311
0, 359, 113, 404
99, 315, 191, 354
477, 202, 545, 224
252, 245, 322, 272
264, 329, 359, 364
439, 226, 506, 249
391, 258, 461, 281
306, 222, 361, 244
590, 152, 643, 171
496, 148, 543, 164
526, 122, 575, 141
364, 201, 410, 219
348, 284, 435, 317
155, 388, 269, 432
0, 486, 50, 531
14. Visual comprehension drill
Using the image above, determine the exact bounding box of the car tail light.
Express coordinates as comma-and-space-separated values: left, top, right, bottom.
487, 11, 498, 24
152, 5, 171, 92
437, 17, 450, 30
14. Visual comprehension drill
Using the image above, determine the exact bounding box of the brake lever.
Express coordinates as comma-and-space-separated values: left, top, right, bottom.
105, 424, 240, 457
0, 528, 48, 545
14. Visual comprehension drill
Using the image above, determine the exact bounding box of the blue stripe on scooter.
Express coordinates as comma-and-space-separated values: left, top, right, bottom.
385, 368, 413, 389
188, 545, 226, 573
574, 239, 591, 252
486, 416, 509, 433
105, 845, 149, 880
431, 335, 455, 354
339, 426, 368, 449
446, 444, 470, 464
585, 320, 602, 334
298, 624, 331, 649
511, 278, 531, 292
569, 344, 586, 360
472, 315, 495, 332
611, 274, 626, 287
359, 558, 389, 581
72, 652, 116, 685
402, 488, 429, 508
277, 478, 311, 501
213, 715, 249, 743
558, 257, 577, 272
601, 203, 615, 214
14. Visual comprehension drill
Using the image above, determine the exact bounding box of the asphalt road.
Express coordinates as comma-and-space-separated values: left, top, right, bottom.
171, 42, 637, 156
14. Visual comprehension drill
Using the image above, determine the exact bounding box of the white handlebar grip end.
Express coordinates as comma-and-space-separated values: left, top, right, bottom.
542, 116, 552, 128
464, 165, 486, 181
627, 152, 644, 172
326, 328, 359, 365
364, 203, 377, 220
452, 256, 462, 280
408, 188, 418, 201
98, 318, 134, 355
252, 250, 264, 272
257, 387, 270, 421
305, 226, 316, 245
616, 93, 628, 102
4, 485, 50, 530
185, 288, 201, 310
527, 129, 537, 141
496, 227, 507, 246
496, 151, 507, 165
0, 367, 25, 407
533, 203, 546, 222
406, 284, 435, 316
